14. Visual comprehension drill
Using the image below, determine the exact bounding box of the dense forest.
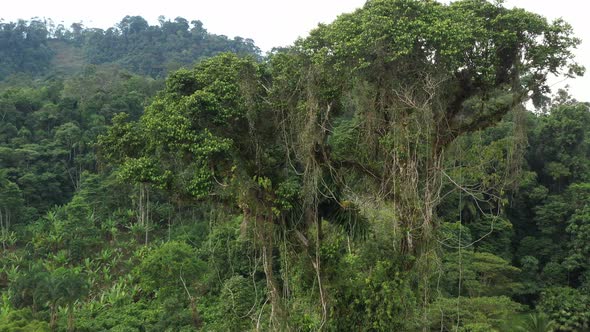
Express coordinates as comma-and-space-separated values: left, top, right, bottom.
0, 15, 259, 79
0, 0, 589, 331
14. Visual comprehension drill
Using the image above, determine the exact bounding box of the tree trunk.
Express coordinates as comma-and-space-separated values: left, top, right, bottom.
137, 183, 150, 245
258, 213, 283, 320
262, 236, 282, 325
242, 201, 283, 327
190, 297, 202, 328
50, 303, 58, 331
145, 185, 149, 245
257, 213, 283, 326
0, 208, 5, 251
67, 302, 75, 332
314, 215, 328, 327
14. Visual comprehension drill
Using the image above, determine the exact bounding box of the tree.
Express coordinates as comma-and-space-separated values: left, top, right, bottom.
530, 103, 590, 190
138, 241, 206, 327
0, 170, 24, 249
268, 0, 581, 325
101, 52, 291, 324
538, 287, 590, 331
37, 267, 87, 331
9, 264, 48, 314
427, 296, 523, 331
516, 312, 556, 332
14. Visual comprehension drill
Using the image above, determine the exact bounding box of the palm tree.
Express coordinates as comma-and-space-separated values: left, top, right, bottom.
516, 313, 555, 332
38, 267, 87, 331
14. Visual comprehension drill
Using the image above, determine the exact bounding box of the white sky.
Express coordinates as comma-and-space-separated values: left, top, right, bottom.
1, 0, 588, 101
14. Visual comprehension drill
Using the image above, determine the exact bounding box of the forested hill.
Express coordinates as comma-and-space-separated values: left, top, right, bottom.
0, 16, 260, 79
1, 1, 590, 331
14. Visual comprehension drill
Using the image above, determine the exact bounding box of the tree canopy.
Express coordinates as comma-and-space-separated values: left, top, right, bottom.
0, 1, 587, 330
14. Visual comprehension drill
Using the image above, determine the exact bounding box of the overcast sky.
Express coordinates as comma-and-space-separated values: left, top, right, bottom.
1, 0, 588, 101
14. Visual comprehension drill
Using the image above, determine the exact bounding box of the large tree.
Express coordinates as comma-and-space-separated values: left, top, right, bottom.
101, 0, 582, 329
271, 0, 582, 254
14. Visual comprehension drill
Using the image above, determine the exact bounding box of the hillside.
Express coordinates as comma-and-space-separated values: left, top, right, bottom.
48, 40, 87, 75
0, 16, 260, 80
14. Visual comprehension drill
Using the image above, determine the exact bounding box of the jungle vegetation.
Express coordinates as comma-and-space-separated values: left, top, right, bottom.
0, 1, 588, 331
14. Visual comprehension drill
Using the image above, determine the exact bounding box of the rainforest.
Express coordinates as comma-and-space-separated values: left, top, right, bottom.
0, 0, 588, 331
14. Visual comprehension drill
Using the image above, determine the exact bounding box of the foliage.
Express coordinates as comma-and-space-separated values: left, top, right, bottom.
0, 1, 586, 330
0, 20, 53, 79
427, 296, 524, 331
0, 308, 49, 331
515, 312, 555, 332
0, 16, 260, 80
137, 241, 205, 296
538, 287, 590, 331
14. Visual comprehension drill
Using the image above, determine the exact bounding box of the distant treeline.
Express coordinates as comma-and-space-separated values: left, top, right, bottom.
0, 16, 260, 79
